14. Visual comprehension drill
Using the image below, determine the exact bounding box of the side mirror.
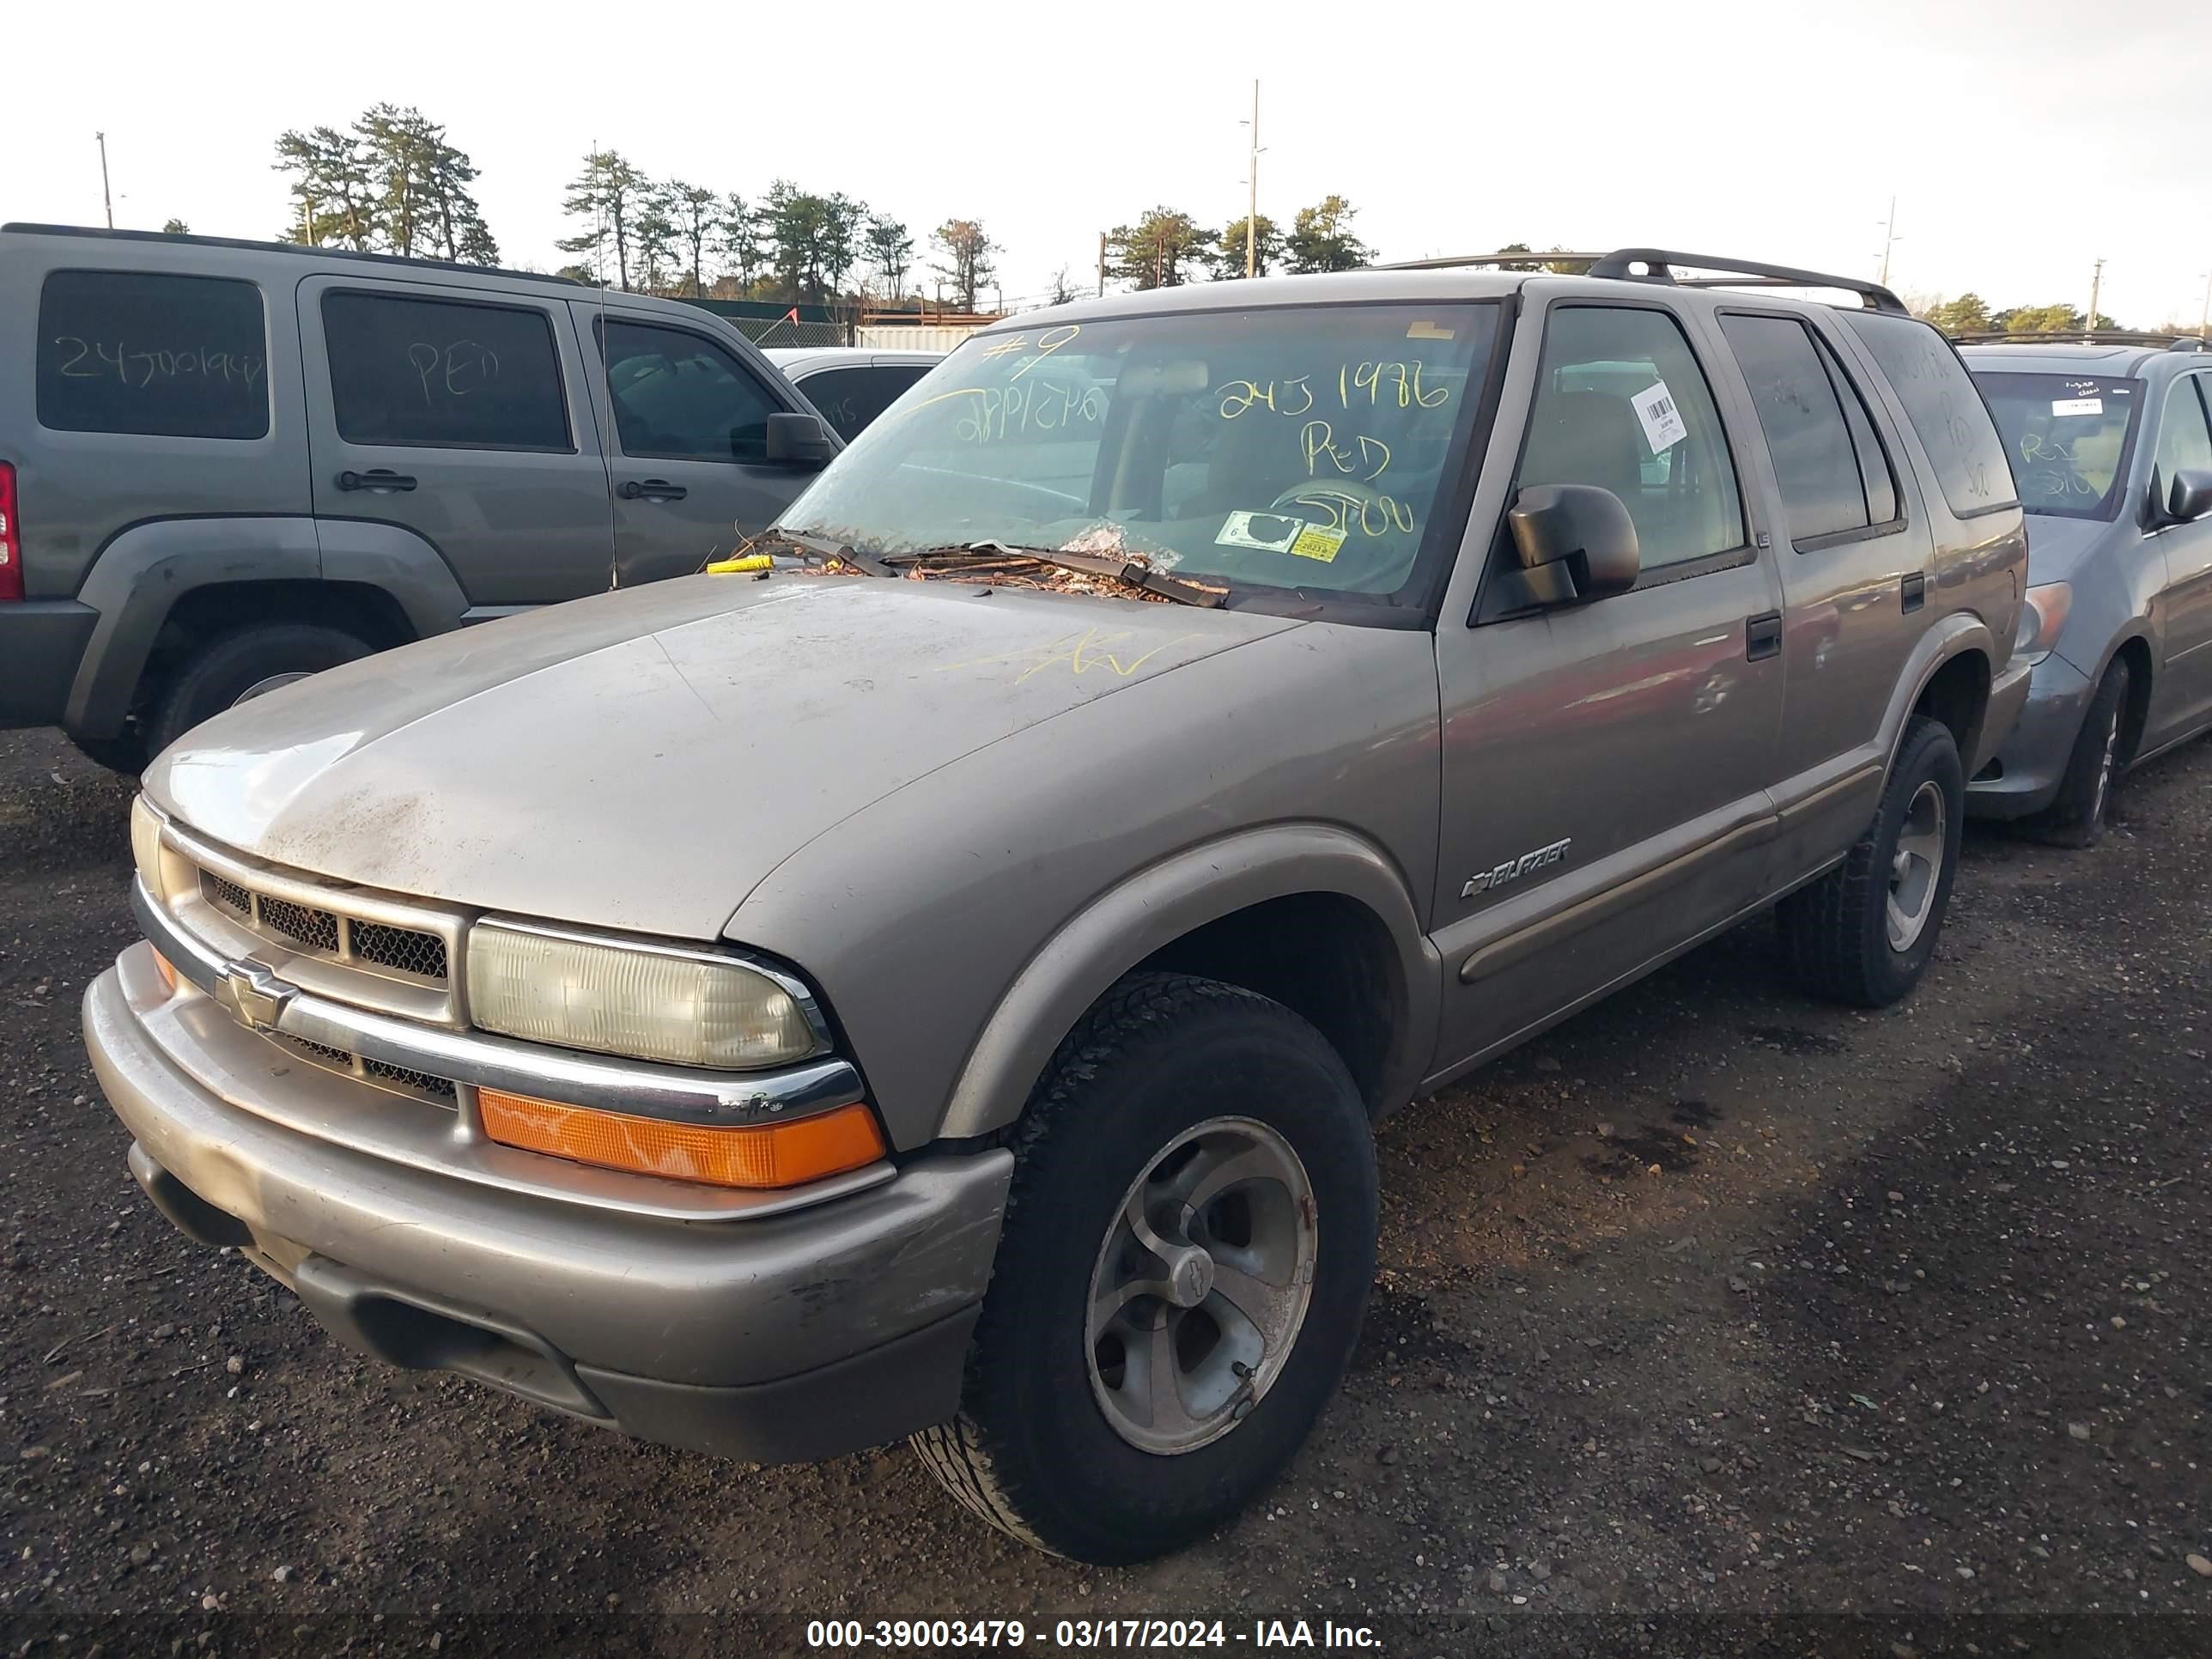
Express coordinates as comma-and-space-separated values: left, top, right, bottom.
763, 411, 835, 469
1503, 483, 1640, 605
2167, 468, 2212, 524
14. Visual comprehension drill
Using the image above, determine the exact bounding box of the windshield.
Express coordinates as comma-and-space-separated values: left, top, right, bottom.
781, 302, 1503, 606
1970, 370, 2143, 520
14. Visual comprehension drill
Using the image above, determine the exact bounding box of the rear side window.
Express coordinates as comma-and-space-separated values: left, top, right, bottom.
37, 270, 269, 440
323, 291, 571, 451
797, 364, 928, 441
1720, 313, 1899, 544
1845, 313, 2017, 517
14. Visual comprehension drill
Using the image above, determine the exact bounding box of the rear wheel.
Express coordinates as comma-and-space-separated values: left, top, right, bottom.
146, 623, 371, 757
911, 972, 1376, 1563
1778, 714, 1965, 1007
2028, 657, 2130, 849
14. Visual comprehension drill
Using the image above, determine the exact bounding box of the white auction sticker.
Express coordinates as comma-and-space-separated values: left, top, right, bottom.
1632, 381, 1688, 453
2051, 398, 2103, 417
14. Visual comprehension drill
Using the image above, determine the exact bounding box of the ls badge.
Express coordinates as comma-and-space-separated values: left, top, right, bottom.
1462, 836, 1572, 898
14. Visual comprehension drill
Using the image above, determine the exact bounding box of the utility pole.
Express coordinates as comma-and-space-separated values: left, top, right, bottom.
1243, 80, 1261, 278
1875, 195, 1899, 287
96, 131, 113, 229
1097, 231, 1107, 298
2197, 268, 2209, 340
2087, 258, 2105, 343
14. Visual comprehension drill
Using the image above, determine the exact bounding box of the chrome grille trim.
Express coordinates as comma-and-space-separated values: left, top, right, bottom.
136, 881, 863, 1127
154, 818, 467, 1026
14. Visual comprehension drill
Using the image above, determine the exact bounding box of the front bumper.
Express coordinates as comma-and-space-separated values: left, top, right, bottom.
84, 945, 1012, 1462
1967, 651, 2094, 820
0, 600, 98, 728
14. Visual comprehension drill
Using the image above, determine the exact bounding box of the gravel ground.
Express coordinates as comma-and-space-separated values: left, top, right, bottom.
1, 724, 2205, 1656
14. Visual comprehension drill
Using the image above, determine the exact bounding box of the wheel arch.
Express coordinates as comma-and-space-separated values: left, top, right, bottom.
935, 825, 1441, 1141
1889, 616, 1996, 779
64, 517, 469, 737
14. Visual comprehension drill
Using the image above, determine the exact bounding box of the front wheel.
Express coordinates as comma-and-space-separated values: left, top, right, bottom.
2029, 656, 2130, 849
1778, 714, 1965, 1007
911, 973, 1376, 1563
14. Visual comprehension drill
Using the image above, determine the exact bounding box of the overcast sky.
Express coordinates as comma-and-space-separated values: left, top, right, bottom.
9, 0, 2208, 326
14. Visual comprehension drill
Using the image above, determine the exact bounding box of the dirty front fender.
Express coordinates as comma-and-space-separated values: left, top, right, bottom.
934, 823, 1442, 1140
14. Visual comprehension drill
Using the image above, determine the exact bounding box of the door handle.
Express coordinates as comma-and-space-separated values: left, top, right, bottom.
1746, 611, 1783, 661
1901, 572, 1927, 613
617, 478, 689, 502
336, 469, 416, 493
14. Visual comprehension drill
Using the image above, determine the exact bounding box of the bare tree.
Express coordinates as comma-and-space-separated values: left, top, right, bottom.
930, 218, 998, 313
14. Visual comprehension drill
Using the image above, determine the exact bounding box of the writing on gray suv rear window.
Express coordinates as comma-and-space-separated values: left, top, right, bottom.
1846, 313, 2018, 518
37, 270, 270, 441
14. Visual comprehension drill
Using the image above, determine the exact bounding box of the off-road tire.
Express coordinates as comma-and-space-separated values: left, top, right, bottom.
2028, 657, 2130, 850
1778, 714, 1965, 1007
147, 624, 371, 757
911, 972, 1376, 1564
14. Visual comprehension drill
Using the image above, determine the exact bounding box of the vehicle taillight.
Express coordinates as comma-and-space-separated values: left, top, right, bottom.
0, 463, 21, 603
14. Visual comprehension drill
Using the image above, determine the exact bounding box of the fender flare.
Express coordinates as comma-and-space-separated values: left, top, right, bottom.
1885, 614, 2000, 777
936, 823, 1442, 1140
65, 517, 470, 736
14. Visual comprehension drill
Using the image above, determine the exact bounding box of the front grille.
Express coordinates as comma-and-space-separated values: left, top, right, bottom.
204, 872, 253, 921
275, 1033, 456, 1105
363, 1058, 458, 1100
258, 894, 341, 954
190, 864, 447, 986
351, 920, 449, 981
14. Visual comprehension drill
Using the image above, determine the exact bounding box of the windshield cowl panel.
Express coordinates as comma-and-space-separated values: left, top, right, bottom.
779, 301, 1503, 617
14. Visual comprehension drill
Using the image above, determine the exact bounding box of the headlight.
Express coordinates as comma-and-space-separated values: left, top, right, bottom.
2014, 581, 2072, 664
465, 921, 821, 1070
130, 795, 166, 900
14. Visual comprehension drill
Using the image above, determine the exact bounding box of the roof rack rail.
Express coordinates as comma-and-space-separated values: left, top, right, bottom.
1584, 248, 1908, 314
1380, 251, 1604, 271
0, 222, 582, 289
1951, 330, 2209, 349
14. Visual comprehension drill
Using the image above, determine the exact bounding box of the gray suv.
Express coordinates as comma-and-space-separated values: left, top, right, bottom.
84, 250, 2029, 1564
0, 223, 836, 769
1960, 337, 2212, 844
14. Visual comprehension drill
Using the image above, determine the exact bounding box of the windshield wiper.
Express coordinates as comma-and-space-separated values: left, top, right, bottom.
757, 526, 875, 568
878, 540, 1224, 608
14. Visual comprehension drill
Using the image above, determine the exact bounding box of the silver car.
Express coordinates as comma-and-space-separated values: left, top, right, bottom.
765, 345, 941, 441
1963, 339, 2212, 843
85, 250, 2028, 1563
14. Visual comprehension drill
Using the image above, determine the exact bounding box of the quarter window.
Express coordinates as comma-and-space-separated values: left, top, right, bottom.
2154, 378, 2212, 494
323, 291, 571, 451
1720, 313, 1898, 543
37, 270, 269, 440
1518, 307, 1745, 570
1844, 313, 2017, 517
602, 322, 778, 462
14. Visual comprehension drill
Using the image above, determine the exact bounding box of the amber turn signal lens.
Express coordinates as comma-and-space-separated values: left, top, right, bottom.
476, 1091, 886, 1190
150, 949, 178, 994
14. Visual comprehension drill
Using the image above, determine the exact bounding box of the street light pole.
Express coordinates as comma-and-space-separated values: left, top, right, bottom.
2198, 268, 2209, 341
1877, 195, 1899, 287
96, 131, 113, 229
1245, 80, 1260, 279
2087, 258, 2105, 343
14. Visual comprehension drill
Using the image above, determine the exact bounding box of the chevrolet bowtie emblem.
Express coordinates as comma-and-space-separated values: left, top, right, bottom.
218, 960, 296, 1031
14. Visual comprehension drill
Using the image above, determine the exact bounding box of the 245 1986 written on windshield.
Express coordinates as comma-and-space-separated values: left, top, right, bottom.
784, 304, 1501, 598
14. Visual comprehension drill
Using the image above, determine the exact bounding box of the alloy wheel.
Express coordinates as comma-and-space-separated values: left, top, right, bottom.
1085, 1115, 1318, 1455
